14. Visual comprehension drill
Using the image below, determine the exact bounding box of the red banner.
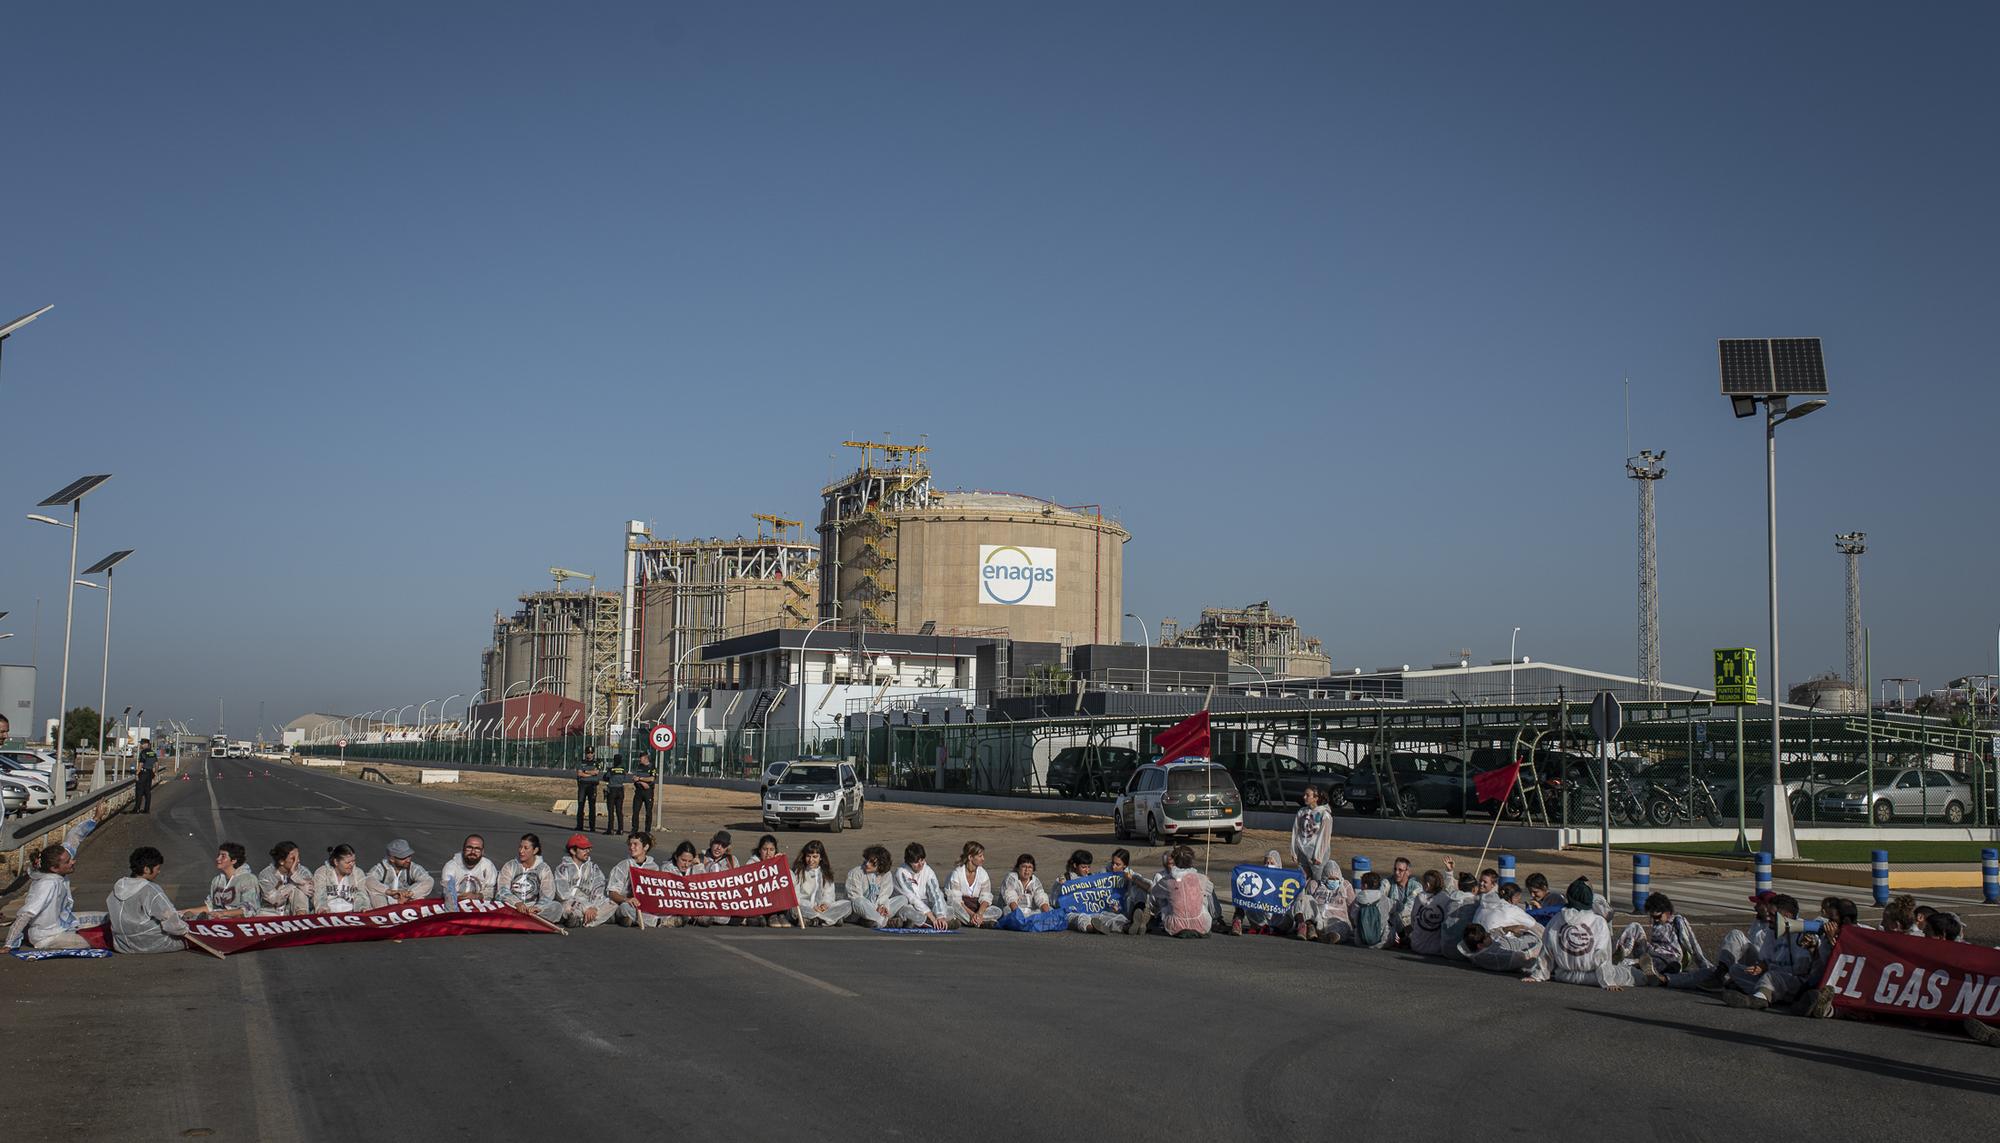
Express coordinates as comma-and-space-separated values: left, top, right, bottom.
79, 898, 564, 958
1824, 926, 2000, 1024
629, 855, 798, 917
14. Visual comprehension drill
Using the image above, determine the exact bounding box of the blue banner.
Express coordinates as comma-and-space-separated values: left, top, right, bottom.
995, 908, 1070, 932
1055, 871, 1127, 916
1230, 864, 1305, 915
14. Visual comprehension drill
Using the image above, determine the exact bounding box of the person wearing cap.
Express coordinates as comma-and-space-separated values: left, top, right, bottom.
1523, 878, 1651, 989
573, 747, 601, 834
366, 838, 436, 908
554, 833, 612, 927
602, 753, 629, 836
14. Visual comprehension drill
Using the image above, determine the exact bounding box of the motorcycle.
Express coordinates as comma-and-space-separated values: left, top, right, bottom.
1644, 775, 1725, 828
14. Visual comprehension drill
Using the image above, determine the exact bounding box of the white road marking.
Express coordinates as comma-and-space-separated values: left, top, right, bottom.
692, 935, 859, 997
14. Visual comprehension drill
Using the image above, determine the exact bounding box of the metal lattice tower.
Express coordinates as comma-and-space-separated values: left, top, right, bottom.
1835, 532, 1866, 688
1626, 450, 1667, 699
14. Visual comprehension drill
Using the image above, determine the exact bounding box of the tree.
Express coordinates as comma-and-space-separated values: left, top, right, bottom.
60, 706, 114, 756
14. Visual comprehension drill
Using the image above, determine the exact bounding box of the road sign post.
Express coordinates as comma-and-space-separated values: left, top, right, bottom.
649, 724, 676, 753
1714, 648, 1758, 852
1589, 691, 1622, 897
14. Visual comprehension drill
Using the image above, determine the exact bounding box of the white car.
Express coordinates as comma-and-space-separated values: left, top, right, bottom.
0, 749, 71, 793
761, 760, 865, 832
0, 771, 53, 814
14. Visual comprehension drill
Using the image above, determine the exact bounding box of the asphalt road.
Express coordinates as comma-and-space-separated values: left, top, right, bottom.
5, 755, 1997, 1141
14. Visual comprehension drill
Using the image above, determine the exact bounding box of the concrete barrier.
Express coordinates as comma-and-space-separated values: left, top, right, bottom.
419, 770, 461, 785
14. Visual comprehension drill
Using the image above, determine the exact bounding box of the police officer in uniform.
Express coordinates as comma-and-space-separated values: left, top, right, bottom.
631, 760, 656, 832
574, 747, 601, 833
134, 738, 159, 813
603, 753, 628, 835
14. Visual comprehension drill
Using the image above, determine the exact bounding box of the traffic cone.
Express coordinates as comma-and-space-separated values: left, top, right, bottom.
179, 773, 191, 781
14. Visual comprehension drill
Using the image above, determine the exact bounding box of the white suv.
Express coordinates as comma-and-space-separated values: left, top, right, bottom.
1114, 760, 1243, 846
762, 759, 865, 832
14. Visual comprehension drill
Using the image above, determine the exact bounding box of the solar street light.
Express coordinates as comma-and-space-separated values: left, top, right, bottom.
31, 474, 113, 805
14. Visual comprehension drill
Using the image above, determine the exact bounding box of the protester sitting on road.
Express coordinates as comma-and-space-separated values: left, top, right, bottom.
1440, 867, 1484, 961
1912, 905, 1967, 942
891, 842, 949, 929
608, 832, 659, 928
1880, 893, 1917, 935
1001, 853, 1053, 921
1614, 893, 1709, 977
365, 838, 436, 908
1921, 910, 1963, 943
654, 841, 702, 929
845, 845, 899, 929
204, 842, 262, 918
1231, 849, 1291, 936
1382, 857, 1419, 945
1350, 872, 1396, 949
6, 812, 102, 950
1668, 890, 1780, 991
1406, 870, 1453, 958
257, 842, 314, 916
499, 834, 563, 924
1525, 879, 1649, 990
749, 835, 791, 927
1524, 872, 1563, 912
946, 841, 1000, 928
1719, 894, 1816, 1010
1291, 784, 1333, 876
1136, 845, 1224, 937
696, 831, 738, 927
555, 834, 612, 928
1472, 882, 1540, 937
1459, 921, 1542, 973
1294, 858, 1355, 944
793, 839, 849, 927
313, 844, 370, 913
1057, 850, 1129, 934
441, 835, 498, 905
108, 846, 192, 954
1476, 868, 1501, 901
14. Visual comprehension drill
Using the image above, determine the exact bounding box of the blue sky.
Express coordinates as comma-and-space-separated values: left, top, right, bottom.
2, 3, 1995, 734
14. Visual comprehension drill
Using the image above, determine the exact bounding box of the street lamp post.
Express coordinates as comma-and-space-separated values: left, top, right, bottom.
1510, 627, 1522, 703
28, 474, 112, 804
75, 550, 134, 787
1124, 613, 1150, 693
798, 617, 838, 757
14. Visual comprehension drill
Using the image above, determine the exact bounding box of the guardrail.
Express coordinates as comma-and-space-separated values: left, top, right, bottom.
5, 780, 137, 850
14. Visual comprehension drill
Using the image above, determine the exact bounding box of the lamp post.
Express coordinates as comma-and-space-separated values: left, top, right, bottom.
1124, 613, 1150, 693
798, 617, 838, 757
75, 549, 134, 784
503, 682, 530, 767
0, 304, 55, 386
1510, 627, 1522, 704
28, 474, 113, 804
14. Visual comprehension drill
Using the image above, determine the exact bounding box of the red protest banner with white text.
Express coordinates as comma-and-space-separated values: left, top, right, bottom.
629, 855, 798, 917
78, 898, 563, 958
1823, 926, 2000, 1024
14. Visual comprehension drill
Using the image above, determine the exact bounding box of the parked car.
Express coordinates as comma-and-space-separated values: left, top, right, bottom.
1816, 768, 1974, 825
1114, 761, 1243, 845
1045, 745, 1142, 799
758, 760, 791, 792
0, 749, 73, 793
761, 759, 865, 832
1211, 751, 1351, 809
1345, 751, 1470, 816
0, 771, 54, 814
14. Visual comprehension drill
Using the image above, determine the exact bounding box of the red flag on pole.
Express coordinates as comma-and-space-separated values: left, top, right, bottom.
1151, 710, 1211, 763
1472, 760, 1523, 806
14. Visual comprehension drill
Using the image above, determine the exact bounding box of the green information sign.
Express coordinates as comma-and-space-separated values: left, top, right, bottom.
1714, 647, 1758, 704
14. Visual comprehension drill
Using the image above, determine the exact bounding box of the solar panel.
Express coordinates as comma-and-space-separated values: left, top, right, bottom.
1719, 337, 1826, 396
38, 474, 112, 507
0, 304, 54, 341
82, 549, 135, 575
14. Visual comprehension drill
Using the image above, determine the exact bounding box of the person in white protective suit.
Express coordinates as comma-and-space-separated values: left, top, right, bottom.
1055, 850, 1129, 934
440, 835, 499, 906
1290, 784, 1333, 877
365, 838, 436, 908
312, 844, 370, 914
1460, 922, 1544, 973
1136, 845, 1224, 937
1524, 879, 1651, 989
695, 831, 739, 927
747, 835, 792, 927
498, 834, 564, 924
1719, 894, 1817, 1010
555, 833, 613, 928
1614, 893, 1710, 977
1349, 872, 1397, 949
792, 839, 850, 927
107, 846, 193, 954
6, 813, 102, 950
1000, 852, 1053, 921
1667, 890, 1780, 991
205, 842, 263, 918
1437, 863, 1484, 961
1381, 857, 1420, 945
607, 832, 660, 928
844, 845, 900, 929
259, 841, 315, 915
1293, 858, 1355, 944
891, 842, 949, 929
1405, 869, 1455, 958
646, 841, 703, 929
946, 840, 1001, 928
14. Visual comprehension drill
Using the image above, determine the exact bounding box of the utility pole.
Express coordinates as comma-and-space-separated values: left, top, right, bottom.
1835, 532, 1866, 694
1626, 450, 1667, 700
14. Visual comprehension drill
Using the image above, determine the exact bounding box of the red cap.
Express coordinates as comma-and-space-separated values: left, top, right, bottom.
567, 833, 592, 850
1748, 890, 1778, 904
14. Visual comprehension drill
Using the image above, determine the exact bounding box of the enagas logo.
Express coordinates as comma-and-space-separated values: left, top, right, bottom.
1558, 920, 1601, 957
979, 544, 1057, 607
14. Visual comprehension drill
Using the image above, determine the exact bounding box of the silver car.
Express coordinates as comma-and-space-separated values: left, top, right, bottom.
1816, 768, 1974, 825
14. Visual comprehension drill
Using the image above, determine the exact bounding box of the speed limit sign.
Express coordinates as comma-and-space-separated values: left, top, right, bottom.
337, 738, 348, 748
649, 725, 676, 752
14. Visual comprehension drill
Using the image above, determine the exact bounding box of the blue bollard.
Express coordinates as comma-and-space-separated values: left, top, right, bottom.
1755, 851, 1773, 897
1499, 854, 1517, 886
1349, 856, 1370, 885
1871, 850, 1890, 907
1982, 849, 1998, 906
1632, 853, 1651, 912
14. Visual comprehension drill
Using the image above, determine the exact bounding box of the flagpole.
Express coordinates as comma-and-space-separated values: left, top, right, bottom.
1471, 765, 1521, 873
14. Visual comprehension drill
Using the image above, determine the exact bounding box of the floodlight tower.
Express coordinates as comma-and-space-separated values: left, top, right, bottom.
1626, 449, 1667, 700
1835, 533, 1866, 691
